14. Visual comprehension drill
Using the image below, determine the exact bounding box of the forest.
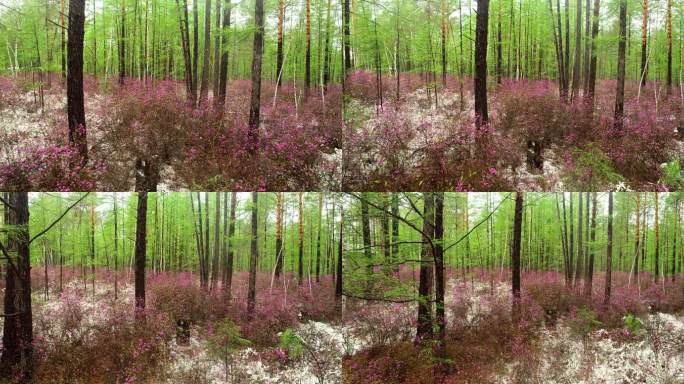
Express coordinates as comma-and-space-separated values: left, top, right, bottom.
0, 192, 683, 383
0, 0, 683, 190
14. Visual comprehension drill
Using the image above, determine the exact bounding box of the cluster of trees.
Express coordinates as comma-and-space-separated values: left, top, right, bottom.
2, 191, 684, 378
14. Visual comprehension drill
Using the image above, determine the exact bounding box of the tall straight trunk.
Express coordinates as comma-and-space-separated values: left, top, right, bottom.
211, 193, 221, 290
640, 0, 648, 86
212, 0, 221, 93
571, 0, 582, 99
176, 0, 193, 103
275, 192, 284, 277
512, 192, 523, 319
496, 0, 503, 84
224, 192, 236, 298
248, 0, 265, 144
666, 0, 672, 95
61, 0, 66, 79
0, 193, 32, 380
564, 0, 570, 88
361, 194, 373, 293
247, 192, 259, 315
195, 193, 206, 288
118, 0, 126, 84
633, 193, 641, 282
217, 0, 230, 106
390, 193, 399, 274
672, 204, 679, 282
113, 193, 119, 299
316, 194, 322, 282
575, 193, 584, 288
604, 192, 613, 304
67, 0, 88, 164
335, 208, 343, 312
654, 193, 659, 282
298, 192, 304, 286
192, 0, 199, 103
416, 193, 435, 344
582, 0, 591, 91
134, 192, 148, 317
203, 193, 209, 286
586, 0, 600, 108
614, 0, 627, 129
304, 0, 311, 99
380, 195, 390, 272
323, 0, 332, 92
440, 0, 447, 85
584, 192, 597, 297
434, 192, 446, 350
276, 0, 284, 87
199, 0, 211, 104
474, 0, 490, 126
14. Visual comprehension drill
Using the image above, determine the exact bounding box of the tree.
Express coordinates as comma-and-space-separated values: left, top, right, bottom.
434, 192, 446, 350
639, 0, 648, 86
654, 193, 659, 283
247, 192, 258, 316
584, 192, 597, 297
666, 0, 673, 95
67, 0, 88, 164
586, 0, 600, 108
0, 193, 32, 380
304, 0, 311, 99
217, 0, 231, 106
276, 0, 284, 87
275, 192, 284, 278
134, 191, 148, 318
614, 0, 627, 129
361, 194, 373, 293
247, 0, 265, 145
199, 0, 211, 104
474, 0, 490, 126
211, 193, 221, 290
604, 191, 613, 304
223, 192, 236, 298
416, 193, 435, 344
316, 194, 323, 282
335, 205, 343, 313
298, 192, 304, 286
571, 0, 582, 100
511, 192, 523, 318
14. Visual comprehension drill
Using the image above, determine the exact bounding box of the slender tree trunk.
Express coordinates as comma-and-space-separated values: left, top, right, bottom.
67, 0, 88, 164
654, 193, 659, 283
247, 0, 265, 145
211, 193, 221, 290
134, 192, 148, 319
335, 207, 343, 313
212, 0, 221, 93
275, 192, 284, 277
416, 193, 435, 344
666, 0, 673, 95
298, 192, 304, 286
640, 0, 648, 86
304, 0, 311, 99
361, 194, 372, 294
199, 0, 211, 104
316, 194, 322, 282
571, 0, 582, 100
118, 0, 125, 85
604, 192, 613, 304
224, 192, 236, 298
512, 192, 523, 319
586, 0, 600, 108
276, 0, 284, 88
584, 192, 597, 297
217, 0, 231, 106
614, 0, 627, 129
474, 0, 490, 126
434, 192, 446, 351
391, 193, 399, 274
247, 192, 259, 316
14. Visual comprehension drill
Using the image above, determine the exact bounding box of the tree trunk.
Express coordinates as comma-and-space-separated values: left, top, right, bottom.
434, 192, 446, 351
614, 0, 627, 129
474, 0, 490, 126
304, 0, 311, 99
639, 0, 648, 86
416, 193, 435, 344
134, 191, 148, 318
247, 192, 259, 316
276, 0, 284, 87
275, 192, 284, 277
666, 0, 672, 95
604, 192, 613, 304
224, 192, 236, 298
335, 208, 343, 313
584, 192, 597, 297
298, 192, 304, 286
217, 0, 231, 106
199, 0, 211, 104
571, 0, 582, 100
512, 192, 523, 319
361, 194, 372, 294
316, 194, 322, 282
248, 0, 264, 145
211, 193, 221, 290
586, 0, 600, 108
654, 193, 659, 283
67, 0, 88, 164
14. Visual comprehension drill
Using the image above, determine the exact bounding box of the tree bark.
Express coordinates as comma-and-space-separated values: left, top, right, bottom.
247, 192, 258, 316
474, 0, 490, 126
247, 0, 264, 145
217, 0, 231, 106
416, 193, 435, 344
614, 0, 627, 129
199, 0, 211, 104
512, 192, 523, 319
67, 0, 88, 164
604, 192, 613, 304
134, 191, 148, 318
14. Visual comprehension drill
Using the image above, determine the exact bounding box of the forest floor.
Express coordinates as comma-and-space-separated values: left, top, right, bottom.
342, 273, 684, 383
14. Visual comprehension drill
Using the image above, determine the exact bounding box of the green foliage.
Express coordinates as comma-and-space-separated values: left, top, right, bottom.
569, 307, 603, 337
563, 145, 623, 190
623, 313, 643, 334
206, 318, 251, 361
659, 160, 684, 189
279, 328, 303, 359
